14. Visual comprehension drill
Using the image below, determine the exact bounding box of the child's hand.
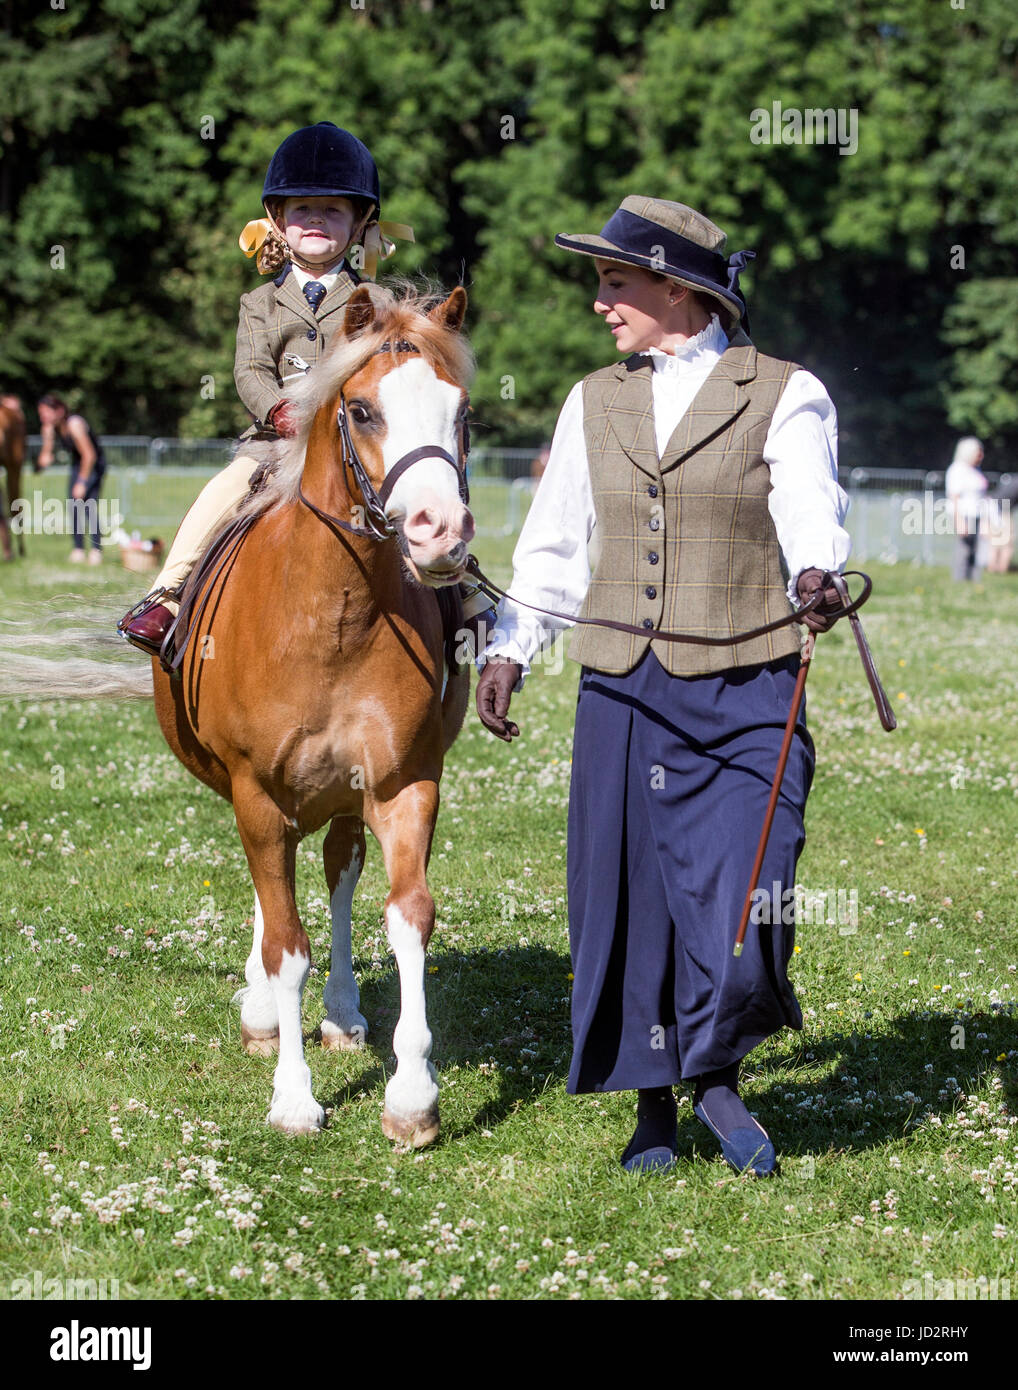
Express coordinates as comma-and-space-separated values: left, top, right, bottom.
267, 400, 298, 438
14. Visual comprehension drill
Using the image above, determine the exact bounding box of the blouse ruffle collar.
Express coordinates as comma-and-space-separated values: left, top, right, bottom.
645, 313, 728, 374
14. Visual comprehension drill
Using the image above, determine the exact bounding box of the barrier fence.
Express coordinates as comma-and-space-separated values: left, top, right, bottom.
17, 439, 1017, 566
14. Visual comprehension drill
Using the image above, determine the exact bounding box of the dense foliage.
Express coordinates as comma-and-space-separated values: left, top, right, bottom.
1, 0, 1015, 466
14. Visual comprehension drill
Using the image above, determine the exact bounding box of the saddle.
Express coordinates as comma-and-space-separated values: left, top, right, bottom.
159, 508, 261, 674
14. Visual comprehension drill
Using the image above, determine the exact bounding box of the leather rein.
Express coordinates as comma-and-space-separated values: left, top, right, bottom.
288, 340, 896, 733
463, 558, 897, 733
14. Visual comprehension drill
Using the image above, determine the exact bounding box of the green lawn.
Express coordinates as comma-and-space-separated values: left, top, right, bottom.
1, 531, 1016, 1301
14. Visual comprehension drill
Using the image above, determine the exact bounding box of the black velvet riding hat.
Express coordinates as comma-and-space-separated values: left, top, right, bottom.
262, 122, 381, 216
555, 196, 756, 329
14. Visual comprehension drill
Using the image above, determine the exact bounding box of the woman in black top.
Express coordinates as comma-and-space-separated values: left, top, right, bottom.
37, 393, 107, 563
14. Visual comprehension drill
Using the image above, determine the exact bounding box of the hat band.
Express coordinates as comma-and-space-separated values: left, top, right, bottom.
598, 209, 729, 289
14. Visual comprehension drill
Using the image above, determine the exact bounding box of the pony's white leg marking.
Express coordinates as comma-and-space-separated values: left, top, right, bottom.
236, 893, 279, 1051
266, 947, 324, 1134
322, 842, 369, 1050
383, 905, 438, 1136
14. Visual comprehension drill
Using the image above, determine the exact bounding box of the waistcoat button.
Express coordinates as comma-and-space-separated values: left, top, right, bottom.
648, 551, 659, 564
649, 517, 660, 531
648, 484, 658, 497
642, 618, 654, 629
645, 586, 657, 599
306, 328, 318, 341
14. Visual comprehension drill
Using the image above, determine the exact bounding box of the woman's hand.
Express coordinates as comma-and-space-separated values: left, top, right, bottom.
476, 658, 522, 741
71, 480, 87, 500
795, 568, 844, 633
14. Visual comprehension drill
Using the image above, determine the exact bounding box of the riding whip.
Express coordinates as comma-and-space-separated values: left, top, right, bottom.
732, 573, 896, 957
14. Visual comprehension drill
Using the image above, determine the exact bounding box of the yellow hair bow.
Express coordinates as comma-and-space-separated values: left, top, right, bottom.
360, 221, 415, 280
239, 218, 272, 258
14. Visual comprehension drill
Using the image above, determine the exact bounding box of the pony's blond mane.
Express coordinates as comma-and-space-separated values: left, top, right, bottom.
230, 280, 475, 527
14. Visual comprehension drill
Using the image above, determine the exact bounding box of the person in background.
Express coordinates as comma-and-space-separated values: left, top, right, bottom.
945, 436, 988, 582
36, 392, 106, 564
986, 472, 1017, 574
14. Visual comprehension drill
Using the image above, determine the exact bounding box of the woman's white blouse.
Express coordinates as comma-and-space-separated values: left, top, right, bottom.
482, 315, 851, 679
945, 460, 988, 522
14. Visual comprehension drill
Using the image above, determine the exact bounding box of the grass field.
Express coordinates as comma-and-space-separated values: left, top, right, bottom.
1, 517, 1016, 1302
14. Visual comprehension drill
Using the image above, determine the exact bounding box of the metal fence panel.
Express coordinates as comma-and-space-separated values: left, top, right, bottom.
149, 438, 235, 469
20, 437, 1014, 568
26, 434, 154, 470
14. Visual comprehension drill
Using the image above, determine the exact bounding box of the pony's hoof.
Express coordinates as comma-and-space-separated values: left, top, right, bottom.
381, 1107, 440, 1149
242, 1022, 279, 1056
321, 1019, 368, 1051
266, 1095, 325, 1135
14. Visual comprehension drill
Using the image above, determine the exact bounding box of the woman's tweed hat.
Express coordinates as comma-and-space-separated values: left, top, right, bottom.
555, 196, 756, 329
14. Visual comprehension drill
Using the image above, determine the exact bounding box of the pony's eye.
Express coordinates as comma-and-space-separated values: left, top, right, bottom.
349, 401, 373, 425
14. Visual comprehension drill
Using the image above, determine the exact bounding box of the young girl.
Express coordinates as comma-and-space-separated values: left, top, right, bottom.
119, 122, 380, 652
119, 123, 493, 659
476, 196, 850, 1176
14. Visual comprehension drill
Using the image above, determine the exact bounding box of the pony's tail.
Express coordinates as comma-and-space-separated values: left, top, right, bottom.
0, 597, 154, 701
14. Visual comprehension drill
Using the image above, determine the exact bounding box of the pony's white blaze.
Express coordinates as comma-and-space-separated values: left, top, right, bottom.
321, 842, 368, 1049
266, 947, 324, 1134
376, 359, 471, 576
384, 904, 438, 1124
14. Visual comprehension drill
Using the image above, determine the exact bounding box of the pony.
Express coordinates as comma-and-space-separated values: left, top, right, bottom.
0, 397, 26, 559
151, 283, 475, 1143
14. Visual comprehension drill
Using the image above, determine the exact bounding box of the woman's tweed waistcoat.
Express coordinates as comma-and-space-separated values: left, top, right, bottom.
568, 343, 803, 676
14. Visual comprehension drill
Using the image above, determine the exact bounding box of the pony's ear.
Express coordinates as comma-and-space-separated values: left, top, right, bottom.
342, 286, 378, 338
428, 286, 467, 334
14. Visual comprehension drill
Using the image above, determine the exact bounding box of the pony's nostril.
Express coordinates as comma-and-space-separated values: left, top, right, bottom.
406, 508, 440, 540
447, 541, 467, 567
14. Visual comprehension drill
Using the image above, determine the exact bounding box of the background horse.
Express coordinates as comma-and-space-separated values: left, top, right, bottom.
151, 284, 474, 1143
0, 398, 26, 559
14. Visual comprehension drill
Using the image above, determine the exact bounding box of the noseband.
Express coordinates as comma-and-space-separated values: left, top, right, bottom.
298, 339, 471, 542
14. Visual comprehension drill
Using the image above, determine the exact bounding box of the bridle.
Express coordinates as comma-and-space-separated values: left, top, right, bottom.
298, 339, 471, 542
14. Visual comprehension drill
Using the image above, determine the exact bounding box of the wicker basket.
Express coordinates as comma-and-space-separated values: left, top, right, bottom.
120, 540, 164, 574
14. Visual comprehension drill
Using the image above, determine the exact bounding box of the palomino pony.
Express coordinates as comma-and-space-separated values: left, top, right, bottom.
152, 284, 474, 1143
0, 399, 26, 559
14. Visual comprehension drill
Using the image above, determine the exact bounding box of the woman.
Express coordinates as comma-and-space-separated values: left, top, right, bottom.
476, 197, 849, 1175
37, 393, 106, 563
945, 436, 988, 581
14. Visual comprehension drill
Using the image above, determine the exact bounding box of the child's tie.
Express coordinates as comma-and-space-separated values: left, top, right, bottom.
303, 281, 326, 313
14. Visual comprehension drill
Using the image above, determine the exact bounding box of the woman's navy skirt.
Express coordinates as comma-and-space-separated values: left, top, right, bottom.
566, 649, 814, 1093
